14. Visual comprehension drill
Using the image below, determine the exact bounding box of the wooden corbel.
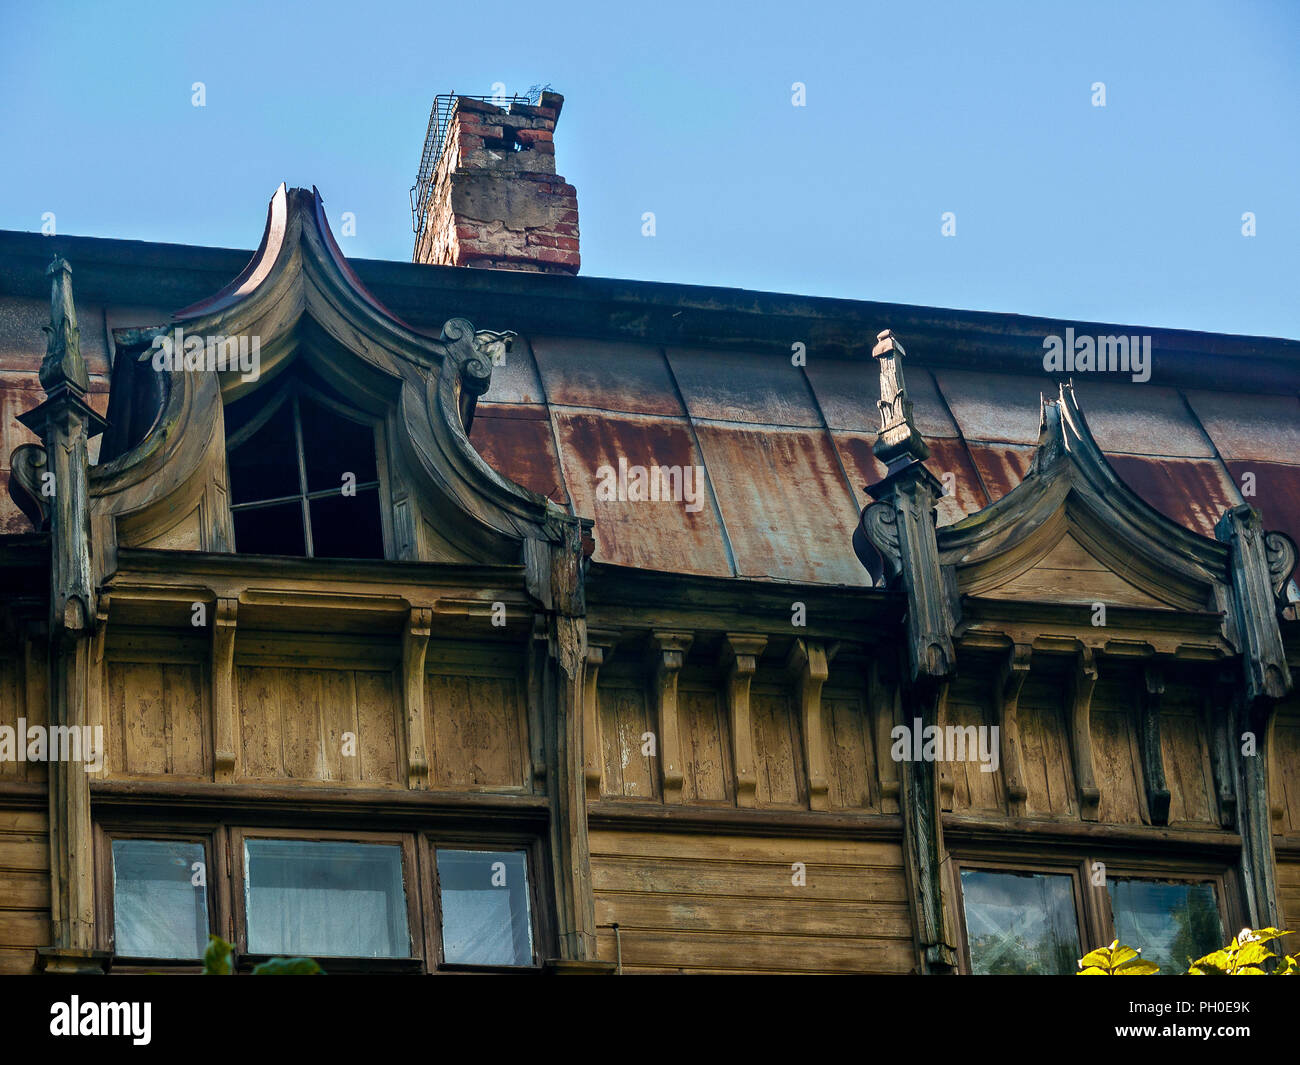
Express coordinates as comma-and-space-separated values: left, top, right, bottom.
1207, 669, 1239, 829
994, 643, 1032, 815
650, 632, 692, 803
583, 629, 620, 802
86, 594, 110, 776
211, 597, 239, 782
1216, 505, 1293, 702
1069, 645, 1101, 821
402, 607, 433, 789
786, 639, 830, 811
722, 634, 767, 808
1139, 663, 1170, 825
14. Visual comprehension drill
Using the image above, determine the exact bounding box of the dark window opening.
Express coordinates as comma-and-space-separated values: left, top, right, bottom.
225, 379, 385, 559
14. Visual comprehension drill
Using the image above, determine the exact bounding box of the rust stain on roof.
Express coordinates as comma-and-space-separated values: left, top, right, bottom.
833, 431, 987, 527
1106, 454, 1242, 539
966, 443, 1035, 504
1071, 380, 1214, 457
1223, 461, 1300, 565
551, 410, 733, 576
808, 361, 957, 438
693, 424, 869, 586
469, 403, 568, 505
532, 337, 683, 416
934, 369, 1053, 445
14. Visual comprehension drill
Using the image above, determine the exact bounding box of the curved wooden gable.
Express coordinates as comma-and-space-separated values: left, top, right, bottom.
87, 184, 577, 580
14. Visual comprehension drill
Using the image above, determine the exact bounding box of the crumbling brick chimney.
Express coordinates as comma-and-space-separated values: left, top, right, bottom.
413, 91, 579, 274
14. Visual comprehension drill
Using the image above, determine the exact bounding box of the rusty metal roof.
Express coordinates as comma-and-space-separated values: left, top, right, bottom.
2, 225, 1297, 586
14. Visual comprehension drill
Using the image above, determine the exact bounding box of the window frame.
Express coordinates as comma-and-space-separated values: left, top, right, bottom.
950, 849, 1242, 975
94, 824, 226, 971
94, 819, 549, 974
421, 833, 549, 972
224, 375, 392, 560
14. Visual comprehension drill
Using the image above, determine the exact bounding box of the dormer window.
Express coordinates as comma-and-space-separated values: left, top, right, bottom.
225, 372, 387, 559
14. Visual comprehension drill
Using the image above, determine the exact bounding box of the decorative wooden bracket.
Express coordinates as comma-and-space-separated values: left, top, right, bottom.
786, 639, 830, 811
1069, 645, 1101, 821
87, 594, 110, 777
1216, 505, 1293, 702
1208, 669, 1239, 830
994, 644, 1032, 815
650, 632, 692, 804
211, 597, 239, 782
1139, 664, 1170, 825
583, 629, 619, 802
721, 634, 767, 808
402, 607, 433, 789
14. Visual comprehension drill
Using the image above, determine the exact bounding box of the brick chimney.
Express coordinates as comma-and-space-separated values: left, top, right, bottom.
413, 91, 579, 274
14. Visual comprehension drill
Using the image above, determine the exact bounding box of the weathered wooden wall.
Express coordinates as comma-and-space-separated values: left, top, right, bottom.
590, 830, 913, 973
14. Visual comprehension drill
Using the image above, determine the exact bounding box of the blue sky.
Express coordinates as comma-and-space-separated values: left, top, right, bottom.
2, 1, 1296, 338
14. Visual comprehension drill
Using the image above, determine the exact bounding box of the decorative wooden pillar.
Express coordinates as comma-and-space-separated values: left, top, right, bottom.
787, 639, 830, 811
16, 259, 108, 972
211, 597, 239, 782
401, 607, 432, 789
856, 330, 957, 974
1215, 505, 1295, 927
650, 632, 692, 804
721, 634, 767, 808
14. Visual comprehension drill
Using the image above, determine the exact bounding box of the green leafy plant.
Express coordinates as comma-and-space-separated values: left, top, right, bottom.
202, 934, 324, 976
1077, 928, 1297, 975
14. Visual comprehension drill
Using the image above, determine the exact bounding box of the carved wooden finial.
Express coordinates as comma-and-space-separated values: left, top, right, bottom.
39, 256, 89, 394
872, 329, 930, 471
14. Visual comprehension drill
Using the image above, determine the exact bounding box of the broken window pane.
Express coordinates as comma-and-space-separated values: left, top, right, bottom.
437, 849, 534, 966
244, 839, 410, 958
960, 869, 1080, 975
111, 839, 209, 959
1108, 878, 1222, 975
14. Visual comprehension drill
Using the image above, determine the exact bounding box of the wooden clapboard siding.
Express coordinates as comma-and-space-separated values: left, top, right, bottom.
237, 664, 402, 785
0, 806, 48, 973
107, 659, 208, 778
599, 683, 658, 800
1277, 859, 1300, 942
1274, 702, 1300, 837
1160, 684, 1218, 827
677, 685, 730, 803
750, 684, 804, 809
590, 829, 914, 973
1092, 679, 1147, 825
942, 675, 1003, 814
0, 644, 47, 784
823, 686, 879, 811
1017, 676, 1078, 819
426, 672, 528, 790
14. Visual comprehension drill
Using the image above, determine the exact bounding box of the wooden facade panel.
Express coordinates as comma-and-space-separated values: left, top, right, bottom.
1277, 859, 1300, 944
824, 688, 877, 811
1017, 686, 1078, 819
751, 688, 803, 808
0, 805, 48, 974
1274, 703, 1300, 837
678, 687, 730, 803
942, 679, 1003, 814
599, 684, 658, 800
981, 533, 1167, 608
590, 830, 913, 973
0, 650, 46, 783
1092, 704, 1147, 825
236, 665, 402, 785
426, 673, 527, 790
107, 659, 209, 779
1160, 693, 1218, 826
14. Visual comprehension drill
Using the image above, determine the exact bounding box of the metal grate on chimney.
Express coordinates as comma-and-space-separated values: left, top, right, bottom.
409, 90, 537, 234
